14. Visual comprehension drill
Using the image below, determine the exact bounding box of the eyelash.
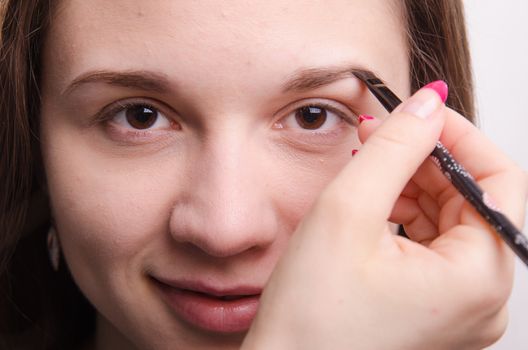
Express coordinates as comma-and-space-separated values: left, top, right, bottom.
283, 101, 358, 128
94, 100, 161, 124
94, 98, 358, 141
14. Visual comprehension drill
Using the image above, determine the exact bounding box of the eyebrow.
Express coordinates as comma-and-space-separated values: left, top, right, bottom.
62, 65, 374, 96
62, 70, 171, 96
281, 66, 375, 92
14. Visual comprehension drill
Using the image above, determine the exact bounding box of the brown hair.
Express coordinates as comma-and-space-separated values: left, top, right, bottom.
404, 0, 475, 120
0, 0, 475, 348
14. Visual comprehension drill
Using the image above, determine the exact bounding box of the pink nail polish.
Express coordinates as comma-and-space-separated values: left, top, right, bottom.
351, 149, 359, 156
359, 115, 375, 124
423, 81, 449, 103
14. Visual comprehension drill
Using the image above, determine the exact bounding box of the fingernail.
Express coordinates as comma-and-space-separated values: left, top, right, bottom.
423, 80, 449, 103
401, 83, 446, 119
351, 149, 359, 156
359, 115, 375, 124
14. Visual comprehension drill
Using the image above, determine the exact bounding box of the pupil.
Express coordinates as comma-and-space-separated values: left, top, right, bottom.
126, 105, 158, 130
296, 106, 327, 130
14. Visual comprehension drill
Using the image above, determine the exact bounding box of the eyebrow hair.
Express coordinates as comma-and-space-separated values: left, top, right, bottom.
62, 70, 171, 96
282, 66, 374, 92
62, 65, 375, 96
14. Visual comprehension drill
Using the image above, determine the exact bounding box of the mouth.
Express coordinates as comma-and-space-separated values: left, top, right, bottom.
151, 277, 262, 333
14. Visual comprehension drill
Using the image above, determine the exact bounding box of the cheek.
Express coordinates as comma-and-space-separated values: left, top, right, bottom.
268, 139, 357, 224
42, 130, 179, 294
42, 110, 357, 290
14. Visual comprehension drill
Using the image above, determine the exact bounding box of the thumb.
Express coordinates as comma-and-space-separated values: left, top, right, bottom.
316, 83, 448, 256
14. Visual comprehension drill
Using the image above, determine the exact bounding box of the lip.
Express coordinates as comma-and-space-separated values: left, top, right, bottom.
152, 277, 262, 333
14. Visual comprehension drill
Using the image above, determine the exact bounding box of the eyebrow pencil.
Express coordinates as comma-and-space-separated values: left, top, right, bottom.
352, 70, 528, 267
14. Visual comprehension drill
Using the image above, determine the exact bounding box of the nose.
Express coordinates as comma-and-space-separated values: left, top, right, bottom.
168, 130, 278, 258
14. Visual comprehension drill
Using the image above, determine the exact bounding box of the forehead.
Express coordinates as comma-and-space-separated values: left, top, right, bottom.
44, 0, 407, 93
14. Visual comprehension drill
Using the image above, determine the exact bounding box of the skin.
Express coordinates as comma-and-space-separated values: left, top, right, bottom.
39, 0, 527, 349
244, 90, 525, 349
41, 0, 407, 348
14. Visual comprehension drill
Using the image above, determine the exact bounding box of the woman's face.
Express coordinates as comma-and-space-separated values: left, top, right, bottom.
41, 0, 409, 348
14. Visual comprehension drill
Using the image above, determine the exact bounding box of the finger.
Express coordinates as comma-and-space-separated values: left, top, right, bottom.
411, 158, 453, 205
389, 195, 438, 245
422, 111, 522, 282
358, 115, 444, 208
357, 124, 444, 244
440, 109, 516, 177
403, 109, 525, 224
316, 86, 447, 258
438, 109, 528, 227
399, 180, 422, 201
358, 112, 452, 204
357, 115, 382, 144
392, 180, 440, 225
360, 106, 527, 232
437, 195, 465, 233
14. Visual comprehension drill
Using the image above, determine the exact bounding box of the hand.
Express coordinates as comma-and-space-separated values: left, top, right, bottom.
242, 86, 528, 350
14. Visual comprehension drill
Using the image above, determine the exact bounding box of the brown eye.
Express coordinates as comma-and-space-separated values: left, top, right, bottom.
125, 105, 158, 130
295, 106, 327, 130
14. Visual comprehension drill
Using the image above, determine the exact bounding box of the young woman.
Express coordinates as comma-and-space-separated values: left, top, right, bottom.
1, 0, 526, 349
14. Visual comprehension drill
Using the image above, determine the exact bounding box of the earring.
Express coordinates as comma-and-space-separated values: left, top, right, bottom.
47, 226, 60, 271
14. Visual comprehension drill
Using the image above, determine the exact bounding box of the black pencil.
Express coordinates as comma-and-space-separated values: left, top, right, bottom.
352, 70, 528, 267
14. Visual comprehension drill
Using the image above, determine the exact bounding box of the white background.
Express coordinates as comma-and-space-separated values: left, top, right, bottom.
464, 1, 528, 349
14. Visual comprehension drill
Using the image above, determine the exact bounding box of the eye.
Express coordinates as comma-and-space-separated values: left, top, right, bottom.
295, 106, 329, 130
111, 103, 172, 131
278, 102, 355, 132
125, 105, 159, 129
